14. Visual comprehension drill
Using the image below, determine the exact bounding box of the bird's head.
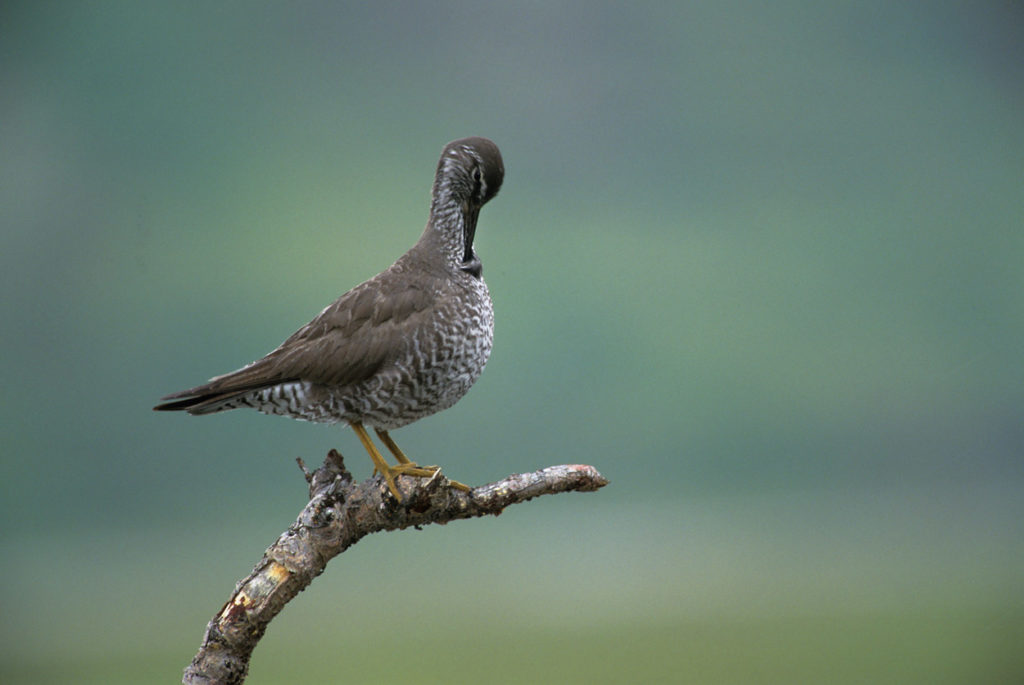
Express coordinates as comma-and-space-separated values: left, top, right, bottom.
428, 137, 504, 277
433, 137, 504, 209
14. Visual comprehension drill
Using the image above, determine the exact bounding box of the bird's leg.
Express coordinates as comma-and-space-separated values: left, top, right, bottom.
374, 428, 425, 466
372, 427, 440, 475
373, 428, 443, 477
350, 423, 457, 500
376, 429, 471, 493
351, 422, 403, 499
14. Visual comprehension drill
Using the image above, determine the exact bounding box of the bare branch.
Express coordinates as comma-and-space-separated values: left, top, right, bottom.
182, 450, 608, 684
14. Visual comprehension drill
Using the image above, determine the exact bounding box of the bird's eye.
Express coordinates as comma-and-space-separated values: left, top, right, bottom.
471, 167, 483, 185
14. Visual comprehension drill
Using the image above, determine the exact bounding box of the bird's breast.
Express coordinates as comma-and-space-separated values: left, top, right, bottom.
408, 278, 493, 392
338, 277, 493, 430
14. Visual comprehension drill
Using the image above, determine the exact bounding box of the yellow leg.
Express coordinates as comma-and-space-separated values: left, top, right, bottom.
374, 428, 420, 465
376, 428, 471, 493
351, 422, 402, 499
351, 423, 464, 499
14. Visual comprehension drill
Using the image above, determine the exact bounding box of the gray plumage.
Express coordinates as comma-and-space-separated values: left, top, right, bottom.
156, 137, 504, 451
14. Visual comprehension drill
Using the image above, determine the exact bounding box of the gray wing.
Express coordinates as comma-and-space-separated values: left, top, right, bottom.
154, 272, 439, 414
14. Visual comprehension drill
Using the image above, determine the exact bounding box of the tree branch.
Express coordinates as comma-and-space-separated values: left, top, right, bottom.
182, 450, 609, 684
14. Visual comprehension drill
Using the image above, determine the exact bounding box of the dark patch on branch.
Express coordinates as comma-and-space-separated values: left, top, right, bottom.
182, 451, 608, 684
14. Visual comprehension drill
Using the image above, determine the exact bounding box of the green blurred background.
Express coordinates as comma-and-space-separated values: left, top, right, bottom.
2, 2, 1022, 683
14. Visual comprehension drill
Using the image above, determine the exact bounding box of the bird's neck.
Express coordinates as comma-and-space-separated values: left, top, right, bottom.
417, 198, 477, 274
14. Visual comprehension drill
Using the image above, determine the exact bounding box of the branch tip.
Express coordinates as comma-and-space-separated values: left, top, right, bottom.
295, 457, 312, 484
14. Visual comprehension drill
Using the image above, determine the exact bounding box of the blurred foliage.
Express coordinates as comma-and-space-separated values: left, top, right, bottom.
2, 2, 1022, 683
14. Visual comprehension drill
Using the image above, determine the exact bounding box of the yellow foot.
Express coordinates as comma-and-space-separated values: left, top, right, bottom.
351, 422, 470, 501
376, 462, 471, 494
446, 478, 471, 492
385, 461, 440, 479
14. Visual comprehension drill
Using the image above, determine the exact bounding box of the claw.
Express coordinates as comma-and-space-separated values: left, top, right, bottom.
350, 422, 470, 501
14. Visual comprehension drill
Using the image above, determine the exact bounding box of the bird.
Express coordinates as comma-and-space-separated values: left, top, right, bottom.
155, 137, 505, 500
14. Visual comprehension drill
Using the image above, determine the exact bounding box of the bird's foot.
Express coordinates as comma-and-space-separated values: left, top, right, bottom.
353, 424, 471, 500
445, 477, 472, 492
385, 461, 441, 479
374, 462, 471, 497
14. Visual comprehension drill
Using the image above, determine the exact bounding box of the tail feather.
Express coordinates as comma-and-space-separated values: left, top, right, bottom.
155, 348, 302, 416
153, 388, 260, 415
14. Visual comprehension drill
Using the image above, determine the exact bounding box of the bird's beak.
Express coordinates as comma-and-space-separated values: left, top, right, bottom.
462, 202, 480, 263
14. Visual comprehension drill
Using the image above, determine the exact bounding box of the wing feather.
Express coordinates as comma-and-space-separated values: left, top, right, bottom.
154, 268, 441, 413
